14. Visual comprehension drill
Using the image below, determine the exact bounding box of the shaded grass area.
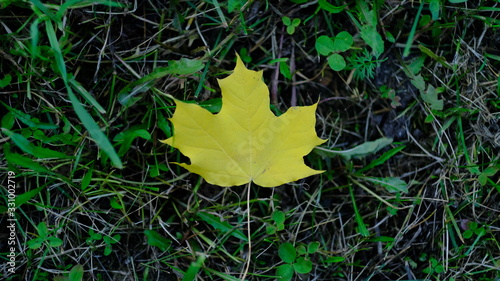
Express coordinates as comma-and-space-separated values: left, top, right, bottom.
1, 0, 499, 280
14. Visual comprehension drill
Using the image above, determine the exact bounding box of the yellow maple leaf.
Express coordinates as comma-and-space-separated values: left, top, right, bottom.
161, 55, 326, 187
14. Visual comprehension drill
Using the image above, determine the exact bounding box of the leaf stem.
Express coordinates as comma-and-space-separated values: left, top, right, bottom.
240, 182, 252, 280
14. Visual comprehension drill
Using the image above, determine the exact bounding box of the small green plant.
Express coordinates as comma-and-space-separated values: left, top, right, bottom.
420, 253, 444, 277
86, 229, 121, 256
26, 222, 63, 249
423, 257, 445, 276
379, 85, 401, 108
276, 241, 320, 280
102, 234, 121, 256
282, 16, 301, 35
85, 229, 103, 245
478, 165, 499, 186
348, 49, 385, 80
463, 221, 486, 239
315, 31, 353, 71
269, 58, 292, 80
238, 47, 252, 63
266, 210, 286, 235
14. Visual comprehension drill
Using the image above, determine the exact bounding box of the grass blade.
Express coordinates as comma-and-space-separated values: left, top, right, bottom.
403, 1, 424, 57
357, 145, 406, 174
67, 87, 123, 169
349, 185, 369, 237
197, 211, 248, 241
3, 129, 71, 159
4, 143, 53, 173
45, 18, 122, 169
69, 78, 106, 114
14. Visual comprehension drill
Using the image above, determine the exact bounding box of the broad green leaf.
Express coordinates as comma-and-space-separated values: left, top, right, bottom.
333, 31, 353, 52
307, 241, 320, 254
482, 166, 499, 176
16, 185, 46, 207
3, 129, 70, 159
37, 222, 49, 237
278, 242, 296, 264
279, 61, 292, 79
182, 254, 206, 281
293, 257, 313, 274
360, 25, 384, 57
449, 0, 467, 3
410, 74, 426, 91
429, 0, 440, 20
315, 36, 335, 56
196, 211, 248, 241
68, 265, 84, 281
144, 230, 172, 251
296, 245, 307, 255
314, 137, 393, 161
276, 264, 294, 281
162, 55, 325, 187
272, 210, 286, 225
385, 30, 395, 43
363, 176, 409, 193
110, 197, 124, 209
407, 56, 426, 76
0, 74, 12, 87
80, 167, 93, 191
47, 236, 63, 247
27, 238, 43, 249
282, 16, 291, 26
327, 53, 346, 71
32, 130, 75, 145
479, 166, 499, 186
1, 111, 15, 130
357, 0, 377, 27
167, 58, 204, 75
421, 84, 444, 110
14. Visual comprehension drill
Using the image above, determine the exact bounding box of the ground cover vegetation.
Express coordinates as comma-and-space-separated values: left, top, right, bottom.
0, 0, 499, 280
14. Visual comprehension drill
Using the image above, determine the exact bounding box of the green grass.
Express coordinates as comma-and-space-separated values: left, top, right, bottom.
1, 1, 499, 281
